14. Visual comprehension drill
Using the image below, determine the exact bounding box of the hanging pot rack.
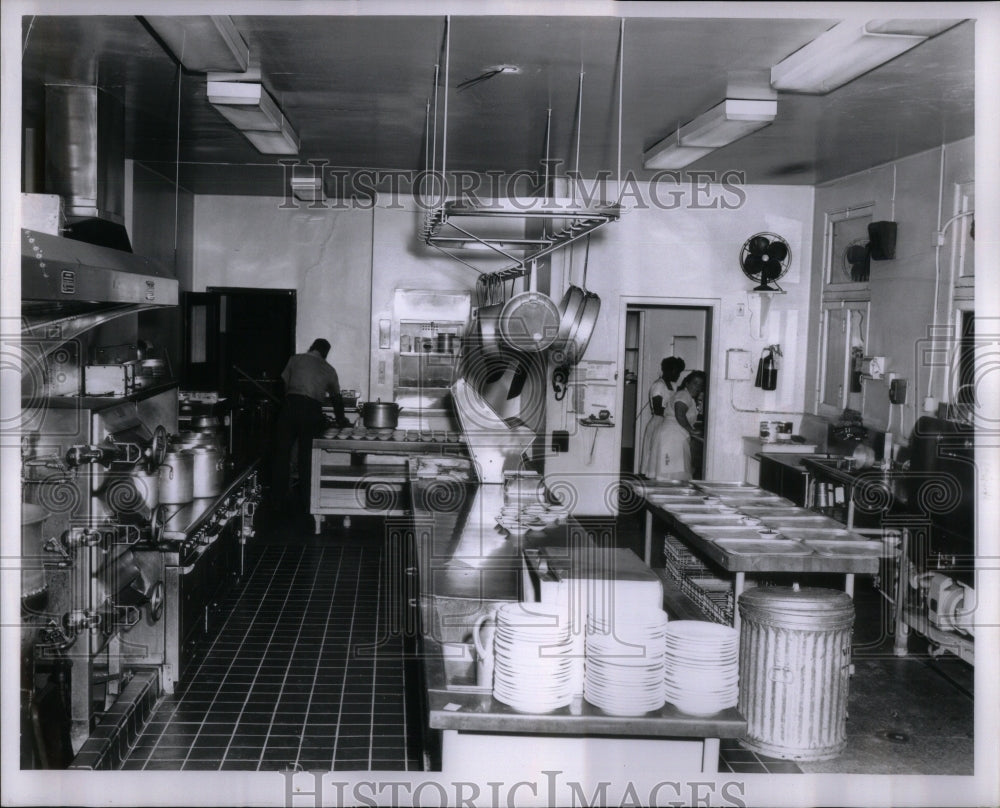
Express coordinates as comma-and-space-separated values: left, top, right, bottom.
421, 17, 623, 279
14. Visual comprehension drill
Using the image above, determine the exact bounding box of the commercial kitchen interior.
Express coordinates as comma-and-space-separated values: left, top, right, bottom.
3, 3, 999, 807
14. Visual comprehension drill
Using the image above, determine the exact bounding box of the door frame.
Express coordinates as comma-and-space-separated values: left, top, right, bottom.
617, 295, 721, 480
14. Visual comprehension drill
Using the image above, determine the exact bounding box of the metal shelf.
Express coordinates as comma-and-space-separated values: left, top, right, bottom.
421, 198, 621, 276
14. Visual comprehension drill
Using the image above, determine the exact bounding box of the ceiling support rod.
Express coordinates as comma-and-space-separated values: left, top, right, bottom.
616, 19, 625, 193
573, 70, 585, 203
439, 219, 523, 264
543, 107, 552, 200
442, 15, 451, 199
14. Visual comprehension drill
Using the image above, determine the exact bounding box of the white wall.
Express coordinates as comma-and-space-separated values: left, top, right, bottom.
804, 138, 975, 443
544, 180, 816, 515
190, 196, 374, 396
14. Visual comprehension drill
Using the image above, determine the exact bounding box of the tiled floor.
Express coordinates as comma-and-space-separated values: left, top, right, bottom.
120, 508, 974, 776
121, 517, 421, 772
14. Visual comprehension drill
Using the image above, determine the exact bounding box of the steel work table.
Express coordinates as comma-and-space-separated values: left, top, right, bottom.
410, 479, 747, 777
638, 481, 881, 631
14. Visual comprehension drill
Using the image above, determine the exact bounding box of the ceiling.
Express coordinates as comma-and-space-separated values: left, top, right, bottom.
19, 10, 975, 197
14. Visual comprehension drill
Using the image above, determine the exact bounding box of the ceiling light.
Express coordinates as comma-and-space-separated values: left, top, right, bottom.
208, 81, 284, 130
242, 122, 300, 156
290, 175, 325, 203
144, 16, 249, 73
207, 80, 300, 155
770, 20, 958, 94
643, 99, 777, 170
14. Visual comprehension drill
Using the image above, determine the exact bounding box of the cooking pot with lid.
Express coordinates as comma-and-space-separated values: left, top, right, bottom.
360, 400, 402, 429
190, 445, 225, 498
158, 449, 194, 504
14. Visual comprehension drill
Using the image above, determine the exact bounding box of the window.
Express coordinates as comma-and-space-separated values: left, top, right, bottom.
818, 301, 869, 416
825, 204, 875, 288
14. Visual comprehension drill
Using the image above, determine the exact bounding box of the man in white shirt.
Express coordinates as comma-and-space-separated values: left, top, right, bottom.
272, 338, 352, 515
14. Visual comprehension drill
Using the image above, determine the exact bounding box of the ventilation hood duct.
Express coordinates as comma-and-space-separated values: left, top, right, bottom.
22, 85, 177, 320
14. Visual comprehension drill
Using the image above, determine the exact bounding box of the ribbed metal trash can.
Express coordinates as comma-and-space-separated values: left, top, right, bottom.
738, 585, 854, 761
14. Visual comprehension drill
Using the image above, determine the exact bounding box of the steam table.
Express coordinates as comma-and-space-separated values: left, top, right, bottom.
637, 482, 882, 631
309, 434, 468, 532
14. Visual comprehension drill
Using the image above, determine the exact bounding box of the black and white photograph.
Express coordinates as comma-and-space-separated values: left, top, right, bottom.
2, 2, 998, 806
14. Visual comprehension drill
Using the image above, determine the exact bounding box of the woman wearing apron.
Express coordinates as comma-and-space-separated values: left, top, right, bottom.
640, 357, 685, 479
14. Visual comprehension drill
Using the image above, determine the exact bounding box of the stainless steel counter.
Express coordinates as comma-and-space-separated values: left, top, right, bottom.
408, 479, 746, 774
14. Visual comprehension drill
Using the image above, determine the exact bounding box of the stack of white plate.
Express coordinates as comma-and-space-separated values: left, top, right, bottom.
663, 620, 739, 716
492, 602, 575, 713
584, 608, 668, 716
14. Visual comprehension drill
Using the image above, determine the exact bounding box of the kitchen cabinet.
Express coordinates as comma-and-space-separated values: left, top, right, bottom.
757, 453, 811, 507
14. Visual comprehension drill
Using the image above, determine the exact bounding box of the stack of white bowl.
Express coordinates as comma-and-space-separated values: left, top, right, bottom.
584, 607, 669, 716
663, 620, 739, 715
492, 602, 575, 713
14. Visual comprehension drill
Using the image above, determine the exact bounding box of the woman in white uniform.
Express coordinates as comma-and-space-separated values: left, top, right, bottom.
640, 357, 685, 479
660, 370, 705, 481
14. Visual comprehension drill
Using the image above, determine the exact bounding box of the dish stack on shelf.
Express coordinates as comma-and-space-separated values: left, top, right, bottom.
584, 607, 668, 716
663, 620, 739, 716
492, 602, 575, 713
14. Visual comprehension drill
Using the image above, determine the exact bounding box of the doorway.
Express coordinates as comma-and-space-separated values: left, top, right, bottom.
183, 287, 296, 470
621, 305, 712, 477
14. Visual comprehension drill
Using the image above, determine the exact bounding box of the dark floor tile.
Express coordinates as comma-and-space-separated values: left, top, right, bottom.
186, 746, 225, 761
764, 761, 803, 774
224, 746, 263, 760
221, 760, 260, 771
182, 760, 221, 771
726, 761, 769, 774
143, 760, 185, 770
120, 758, 147, 770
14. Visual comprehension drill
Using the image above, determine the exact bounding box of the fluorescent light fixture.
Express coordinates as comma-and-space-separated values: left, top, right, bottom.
643, 98, 777, 170
771, 20, 957, 94
207, 80, 300, 154
290, 175, 325, 202
208, 81, 284, 130
145, 16, 249, 73
243, 121, 300, 156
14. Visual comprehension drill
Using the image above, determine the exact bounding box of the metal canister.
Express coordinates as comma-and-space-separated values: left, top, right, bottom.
21, 503, 50, 612
158, 449, 194, 505
190, 445, 225, 498
738, 585, 855, 761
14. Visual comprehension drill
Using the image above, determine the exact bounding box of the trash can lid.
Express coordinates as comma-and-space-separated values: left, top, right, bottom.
739, 584, 854, 616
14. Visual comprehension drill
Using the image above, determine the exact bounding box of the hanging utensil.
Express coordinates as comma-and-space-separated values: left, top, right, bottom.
499, 261, 560, 353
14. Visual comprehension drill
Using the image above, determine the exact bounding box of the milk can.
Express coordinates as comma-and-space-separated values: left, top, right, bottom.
738, 585, 855, 761
158, 449, 194, 504
190, 445, 225, 498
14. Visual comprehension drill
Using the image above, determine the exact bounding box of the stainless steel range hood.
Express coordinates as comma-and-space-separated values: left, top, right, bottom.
22, 85, 177, 327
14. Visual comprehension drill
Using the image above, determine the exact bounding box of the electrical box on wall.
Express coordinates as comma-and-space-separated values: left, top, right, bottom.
725, 349, 753, 381
889, 378, 908, 405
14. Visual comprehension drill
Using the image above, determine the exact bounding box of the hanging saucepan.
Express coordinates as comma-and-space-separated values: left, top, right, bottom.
498, 264, 560, 353
477, 302, 506, 358
551, 285, 586, 363
563, 291, 601, 364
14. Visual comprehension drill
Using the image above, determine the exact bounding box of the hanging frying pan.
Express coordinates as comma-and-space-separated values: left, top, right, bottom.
564, 291, 601, 364
552, 285, 586, 362
499, 262, 560, 353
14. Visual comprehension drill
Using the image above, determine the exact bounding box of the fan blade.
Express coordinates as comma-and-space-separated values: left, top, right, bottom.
743, 254, 765, 275
760, 263, 783, 281
845, 243, 869, 264
747, 235, 770, 256
766, 240, 788, 262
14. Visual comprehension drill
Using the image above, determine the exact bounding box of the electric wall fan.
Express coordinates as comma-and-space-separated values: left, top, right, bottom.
740, 232, 791, 292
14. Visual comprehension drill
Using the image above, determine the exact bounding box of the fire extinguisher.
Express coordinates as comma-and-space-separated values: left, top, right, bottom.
754, 346, 779, 391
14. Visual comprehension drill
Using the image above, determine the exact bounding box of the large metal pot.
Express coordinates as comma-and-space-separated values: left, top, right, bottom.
360, 400, 402, 429
21, 503, 50, 612
190, 445, 225, 498
158, 449, 194, 504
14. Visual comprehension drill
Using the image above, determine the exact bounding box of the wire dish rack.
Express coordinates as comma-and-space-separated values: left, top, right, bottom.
663, 532, 734, 625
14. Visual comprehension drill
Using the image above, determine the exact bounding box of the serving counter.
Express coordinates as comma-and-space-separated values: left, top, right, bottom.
408, 479, 746, 778
637, 481, 883, 631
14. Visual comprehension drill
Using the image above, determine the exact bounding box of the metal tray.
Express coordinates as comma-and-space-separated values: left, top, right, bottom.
775, 527, 869, 542
714, 538, 812, 555
690, 526, 772, 540
802, 540, 883, 558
